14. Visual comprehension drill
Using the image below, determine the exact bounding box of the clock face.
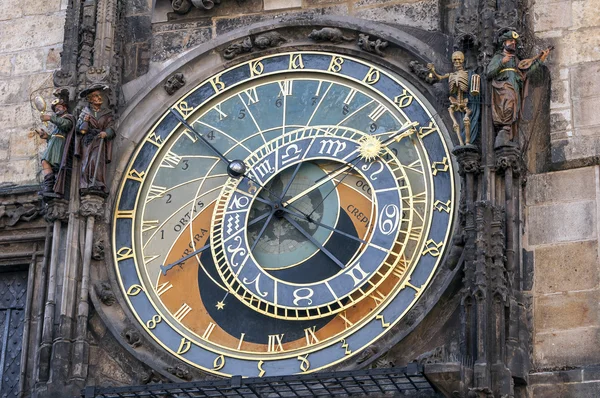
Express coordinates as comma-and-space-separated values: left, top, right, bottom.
113, 52, 455, 377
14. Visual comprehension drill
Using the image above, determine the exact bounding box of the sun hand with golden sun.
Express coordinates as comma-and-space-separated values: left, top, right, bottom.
359, 121, 419, 162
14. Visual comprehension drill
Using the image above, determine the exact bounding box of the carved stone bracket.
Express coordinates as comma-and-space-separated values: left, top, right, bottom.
0, 200, 42, 227
140, 369, 168, 384
164, 73, 186, 95
44, 198, 69, 222
95, 282, 116, 306
222, 32, 286, 60
171, 0, 222, 15
357, 34, 388, 57
92, 239, 105, 260
495, 145, 521, 175
79, 194, 105, 219
308, 27, 354, 44
122, 327, 143, 348
409, 61, 437, 85
166, 365, 192, 381
452, 145, 481, 176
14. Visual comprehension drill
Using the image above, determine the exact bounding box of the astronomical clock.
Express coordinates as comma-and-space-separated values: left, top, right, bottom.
112, 51, 455, 377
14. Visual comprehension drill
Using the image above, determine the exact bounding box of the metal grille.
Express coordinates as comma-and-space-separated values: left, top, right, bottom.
0, 271, 27, 398
82, 366, 438, 397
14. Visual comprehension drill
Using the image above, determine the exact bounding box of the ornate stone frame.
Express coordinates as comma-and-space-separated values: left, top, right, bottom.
90, 16, 463, 381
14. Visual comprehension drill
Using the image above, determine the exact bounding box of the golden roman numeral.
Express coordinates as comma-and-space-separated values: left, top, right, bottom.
213, 104, 227, 120
404, 225, 424, 242
241, 88, 259, 105
304, 326, 319, 346
144, 254, 160, 265
161, 151, 182, 168
267, 334, 284, 352
146, 185, 167, 202
343, 89, 357, 105
156, 282, 173, 296
237, 333, 246, 350
404, 160, 424, 175
371, 290, 386, 306
141, 220, 159, 233
278, 80, 293, 97
173, 303, 192, 321
183, 129, 198, 143
392, 258, 408, 278
202, 322, 216, 340
404, 280, 422, 294
368, 104, 386, 121
409, 191, 427, 204
339, 311, 354, 329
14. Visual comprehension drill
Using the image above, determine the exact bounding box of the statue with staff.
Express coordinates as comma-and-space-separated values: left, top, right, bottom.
31, 89, 76, 198
77, 84, 116, 195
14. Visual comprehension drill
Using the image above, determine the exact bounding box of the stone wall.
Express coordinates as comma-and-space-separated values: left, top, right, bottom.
533, 0, 600, 167
0, 0, 66, 187
526, 166, 600, 396
122, 0, 441, 96
527, 0, 600, 395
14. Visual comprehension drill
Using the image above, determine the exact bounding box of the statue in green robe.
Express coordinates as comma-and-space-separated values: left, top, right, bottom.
34, 97, 76, 197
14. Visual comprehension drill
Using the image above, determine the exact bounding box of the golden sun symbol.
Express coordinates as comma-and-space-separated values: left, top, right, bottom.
358, 135, 383, 162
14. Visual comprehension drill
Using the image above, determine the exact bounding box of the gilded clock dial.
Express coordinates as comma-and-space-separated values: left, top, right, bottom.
113, 52, 455, 377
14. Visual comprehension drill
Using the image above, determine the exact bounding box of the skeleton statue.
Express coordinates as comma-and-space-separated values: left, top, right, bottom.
427, 51, 481, 145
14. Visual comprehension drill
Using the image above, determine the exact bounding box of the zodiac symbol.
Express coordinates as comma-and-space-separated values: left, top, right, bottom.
226, 236, 247, 267
229, 195, 250, 210
378, 204, 400, 235
361, 160, 383, 181
318, 139, 346, 157
281, 143, 303, 166
293, 288, 314, 306
226, 214, 240, 235
242, 273, 268, 298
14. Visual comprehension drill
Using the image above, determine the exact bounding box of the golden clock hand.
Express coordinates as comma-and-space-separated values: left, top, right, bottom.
160, 243, 211, 275
305, 158, 361, 221
282, 213, 346, 269
250, 210, 275, 252
159, 210, 271, 275
281, 165, 352, 207
282, 122, 419, 208
381, 121, 419, 145
242, 172, 314, 220
170, 109, 248, 178
281, 207, 368, 245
